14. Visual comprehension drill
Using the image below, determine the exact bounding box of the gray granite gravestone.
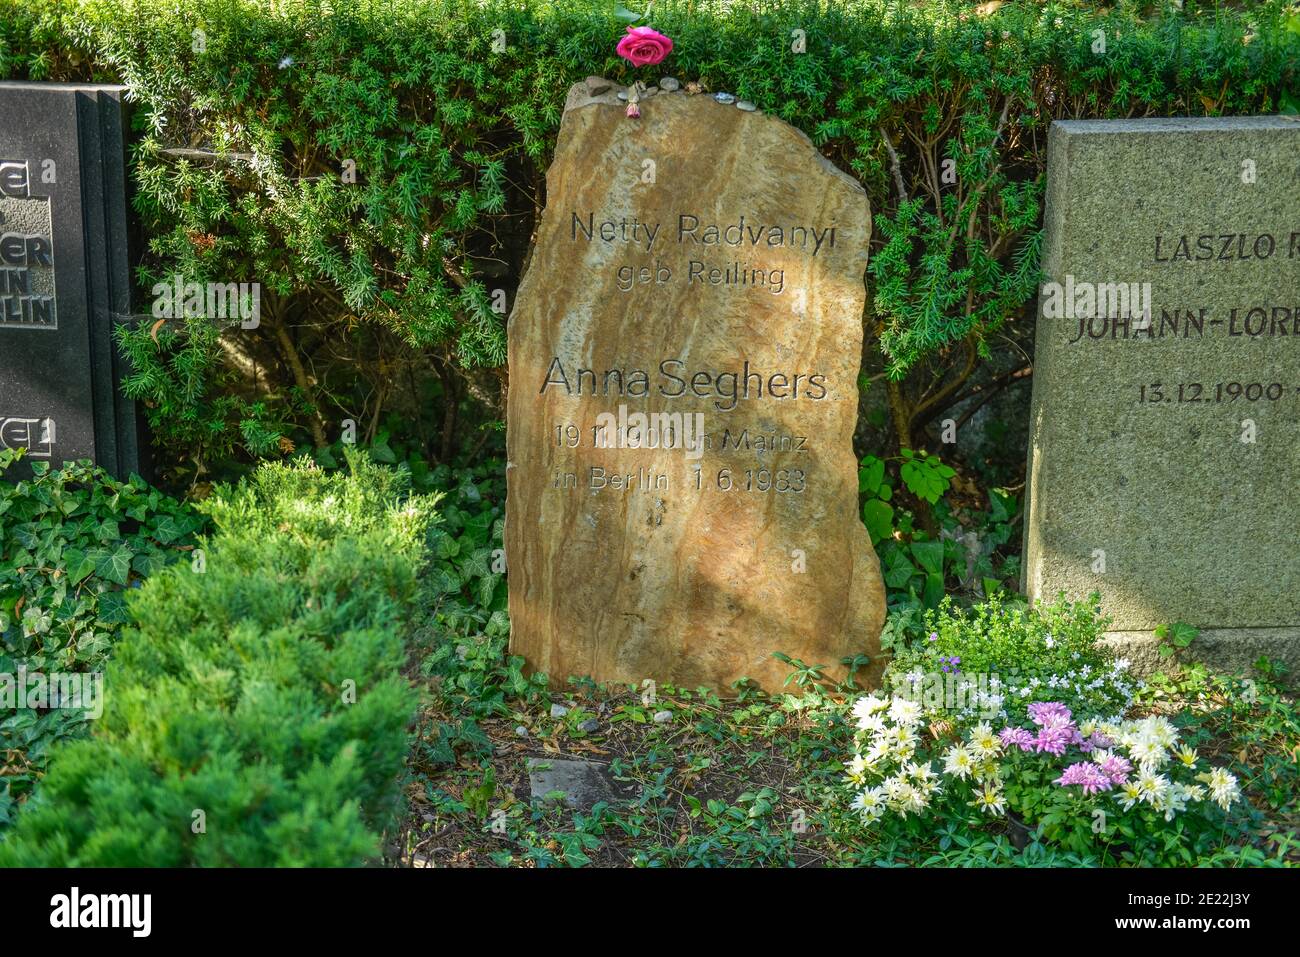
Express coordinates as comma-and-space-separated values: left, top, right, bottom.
0, 82, 143, 478
1023, 116, 1300, 679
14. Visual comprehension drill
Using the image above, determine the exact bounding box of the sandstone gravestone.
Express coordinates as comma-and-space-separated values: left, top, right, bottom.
1024, 116, 1300, 677
505, 78, 886, 693
0, 82, 143, 478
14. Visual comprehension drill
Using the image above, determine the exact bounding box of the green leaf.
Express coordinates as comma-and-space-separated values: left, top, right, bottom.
883, 549, 918, 589
63, 548, 96, 584
911, 540, 943, 576
858, 457, 885, 496
92, 545, 133, 586
862, 499, 894, 543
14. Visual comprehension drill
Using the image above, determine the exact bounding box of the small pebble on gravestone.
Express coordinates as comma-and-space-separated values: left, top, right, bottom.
736, 100, 757, 112
579, 718, 599, 733
653, 710, 672, 723
714, 92, 735, 104
659, 77, 680, 91
514, 725, 529, 738
550, 703, 569, 719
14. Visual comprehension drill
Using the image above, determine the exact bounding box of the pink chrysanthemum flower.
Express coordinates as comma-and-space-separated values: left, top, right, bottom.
1028, 701, 1073, 727
1055, 761, 1113, 795
1033, 726, 1072, 756
999, 727, 1034, 751
1099, 754, 1132, 785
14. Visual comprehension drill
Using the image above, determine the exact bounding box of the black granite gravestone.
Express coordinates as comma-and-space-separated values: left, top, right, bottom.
0, 82, 143, 478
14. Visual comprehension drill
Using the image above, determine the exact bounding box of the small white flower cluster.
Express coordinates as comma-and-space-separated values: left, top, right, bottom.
1095, 715, 1242, 820
844, 694, 1006, 823
1006, 659, 1137, 716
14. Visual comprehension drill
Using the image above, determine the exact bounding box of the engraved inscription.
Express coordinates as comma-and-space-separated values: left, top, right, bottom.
0, 160, 57, 330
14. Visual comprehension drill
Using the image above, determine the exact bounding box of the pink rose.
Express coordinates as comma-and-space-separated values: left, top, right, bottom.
616, 26, 673, 67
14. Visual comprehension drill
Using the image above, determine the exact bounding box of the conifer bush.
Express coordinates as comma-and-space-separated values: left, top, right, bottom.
0, 452, 438, 866
1, 0, 1294, 472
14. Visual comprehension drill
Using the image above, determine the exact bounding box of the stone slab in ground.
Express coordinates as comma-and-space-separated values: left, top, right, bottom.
1023, 116, 1300, 681
525, 757, 632, 810
505, 77, 886, 693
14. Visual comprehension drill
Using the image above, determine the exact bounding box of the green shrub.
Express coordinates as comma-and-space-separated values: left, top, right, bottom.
1, 0, 1294, 471
0, 451, 438, 865
0, 452, 204, 826
882, 593, 1137, 725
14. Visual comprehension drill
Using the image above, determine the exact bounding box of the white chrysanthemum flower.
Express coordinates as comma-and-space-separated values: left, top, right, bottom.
968, 722, 1001, 758
1198, 767, 1241, 811
1137, 771, 1171, 806
943, 744, 976, 780
857, 712, 887, 734
851, 787, 887, 822
973, 784, 1006, 816
883, 774, 909, 799
1117, 780, 1143, 811
899, 782, 929, 816
1174, 745, 1198, 767
844, 754, 870, 785
862, 738, 891, 767
888, 723, 917, 748
1139, 715, 1178, 747
852, 694, 889, 722
887, 696, 923, 726
1129, 739, 1168, 770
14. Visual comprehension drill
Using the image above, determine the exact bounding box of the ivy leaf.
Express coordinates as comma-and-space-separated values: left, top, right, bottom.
435, 533, 460, 559
884, 549, 918, 589
92, 544, 134, 586
911, 540, 944, 576
63, 547, 97, 584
